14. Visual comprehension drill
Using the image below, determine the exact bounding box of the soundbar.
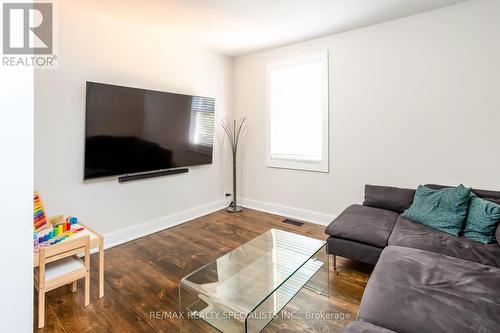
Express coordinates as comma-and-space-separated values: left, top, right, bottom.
118, 168, 189, 183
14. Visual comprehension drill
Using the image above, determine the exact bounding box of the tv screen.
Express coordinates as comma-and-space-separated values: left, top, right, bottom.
84, 82, 215, 180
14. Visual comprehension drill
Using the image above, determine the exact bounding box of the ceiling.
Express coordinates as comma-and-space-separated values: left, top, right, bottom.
86, 0, 468, 57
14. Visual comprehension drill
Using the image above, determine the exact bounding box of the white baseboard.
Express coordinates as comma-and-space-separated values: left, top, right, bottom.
102, 197, 333, 250
103, 199, 227, 249
239, 197, 335, 226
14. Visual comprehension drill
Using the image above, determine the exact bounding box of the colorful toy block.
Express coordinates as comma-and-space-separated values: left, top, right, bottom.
34, 192, 48, 232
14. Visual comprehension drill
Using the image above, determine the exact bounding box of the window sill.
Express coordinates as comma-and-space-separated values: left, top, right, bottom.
266, 159, 329, 173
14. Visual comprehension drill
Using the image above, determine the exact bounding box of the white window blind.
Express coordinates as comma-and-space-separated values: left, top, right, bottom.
267, 51, 329, 172
189, 96, 215, 148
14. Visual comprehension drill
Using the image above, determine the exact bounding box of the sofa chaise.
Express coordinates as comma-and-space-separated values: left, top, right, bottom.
325, 184, 500, 333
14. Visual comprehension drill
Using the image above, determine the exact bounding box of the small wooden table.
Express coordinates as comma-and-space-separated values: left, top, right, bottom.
33, 222, 104, 298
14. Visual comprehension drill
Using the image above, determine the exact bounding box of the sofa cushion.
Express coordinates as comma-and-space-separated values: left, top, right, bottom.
463, 195, 500, 244
497, 224, 500, 247
327, 236, 383, 266
325, 204, 398, 248
388, 216, 500, 268
363, 185, 416, 213
342, 321, 397, 333
473, 189, 500, 200
427, 184, 500, 200
486, 197, 500, 205
401, 185, 471, 236
359, 246, 500, 333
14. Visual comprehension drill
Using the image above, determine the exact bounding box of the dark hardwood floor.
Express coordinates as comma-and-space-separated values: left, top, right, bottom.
35, 208, 372, 333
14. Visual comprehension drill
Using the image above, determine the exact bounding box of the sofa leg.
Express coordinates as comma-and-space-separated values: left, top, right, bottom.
333, 254, 337, 270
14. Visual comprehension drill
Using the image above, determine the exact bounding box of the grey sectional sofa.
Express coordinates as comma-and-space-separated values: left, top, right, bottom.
325, 185, 500, 333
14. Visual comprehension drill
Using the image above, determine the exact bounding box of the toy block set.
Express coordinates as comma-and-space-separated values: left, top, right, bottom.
33, 192, 85, 249
34, 192, 48, 232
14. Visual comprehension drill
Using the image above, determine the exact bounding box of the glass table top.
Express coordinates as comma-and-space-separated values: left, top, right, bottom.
179, 228, 327, 333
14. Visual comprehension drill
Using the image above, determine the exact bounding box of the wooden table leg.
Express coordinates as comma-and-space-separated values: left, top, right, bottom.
38, 289, 45, 328
99, 238, 104, 298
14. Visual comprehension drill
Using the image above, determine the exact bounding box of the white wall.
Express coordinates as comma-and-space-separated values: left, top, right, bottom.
0, 24, 34, 333
35, 1, 232, 245
233, 0, 500, 224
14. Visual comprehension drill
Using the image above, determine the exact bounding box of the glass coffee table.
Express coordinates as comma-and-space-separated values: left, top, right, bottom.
179, 228, 328, 333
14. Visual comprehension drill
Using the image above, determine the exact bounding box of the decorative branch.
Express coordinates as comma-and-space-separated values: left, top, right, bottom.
221, 116, 247, 155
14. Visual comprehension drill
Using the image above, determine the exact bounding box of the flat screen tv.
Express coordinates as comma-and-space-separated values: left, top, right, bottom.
84, 82, 215, 180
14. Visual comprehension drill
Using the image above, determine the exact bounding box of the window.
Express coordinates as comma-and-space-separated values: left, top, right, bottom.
266, 50, 329, 172
189, 96, 215, 151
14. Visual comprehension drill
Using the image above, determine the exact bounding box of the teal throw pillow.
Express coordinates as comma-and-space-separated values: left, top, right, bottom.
402, 185, 471, 236
463, 196, 500, 244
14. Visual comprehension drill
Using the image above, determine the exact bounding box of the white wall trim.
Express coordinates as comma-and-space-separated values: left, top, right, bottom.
102, 197, 333, 251
103, 199, 227, 249
239, 197, 335, 226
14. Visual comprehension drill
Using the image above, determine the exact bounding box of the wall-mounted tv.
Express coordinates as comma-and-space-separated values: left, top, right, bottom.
84, 82, 215, 180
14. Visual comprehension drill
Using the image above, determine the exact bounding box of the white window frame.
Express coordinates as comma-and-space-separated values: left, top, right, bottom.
266, 50, 329, 173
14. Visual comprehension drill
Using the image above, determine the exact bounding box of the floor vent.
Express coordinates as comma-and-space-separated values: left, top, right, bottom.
282, 218, 305, 227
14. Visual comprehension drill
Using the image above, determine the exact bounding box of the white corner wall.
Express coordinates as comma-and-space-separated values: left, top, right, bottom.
233, 0, 500, 224
0, 36, 34, 333
34, 1, 232, 245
